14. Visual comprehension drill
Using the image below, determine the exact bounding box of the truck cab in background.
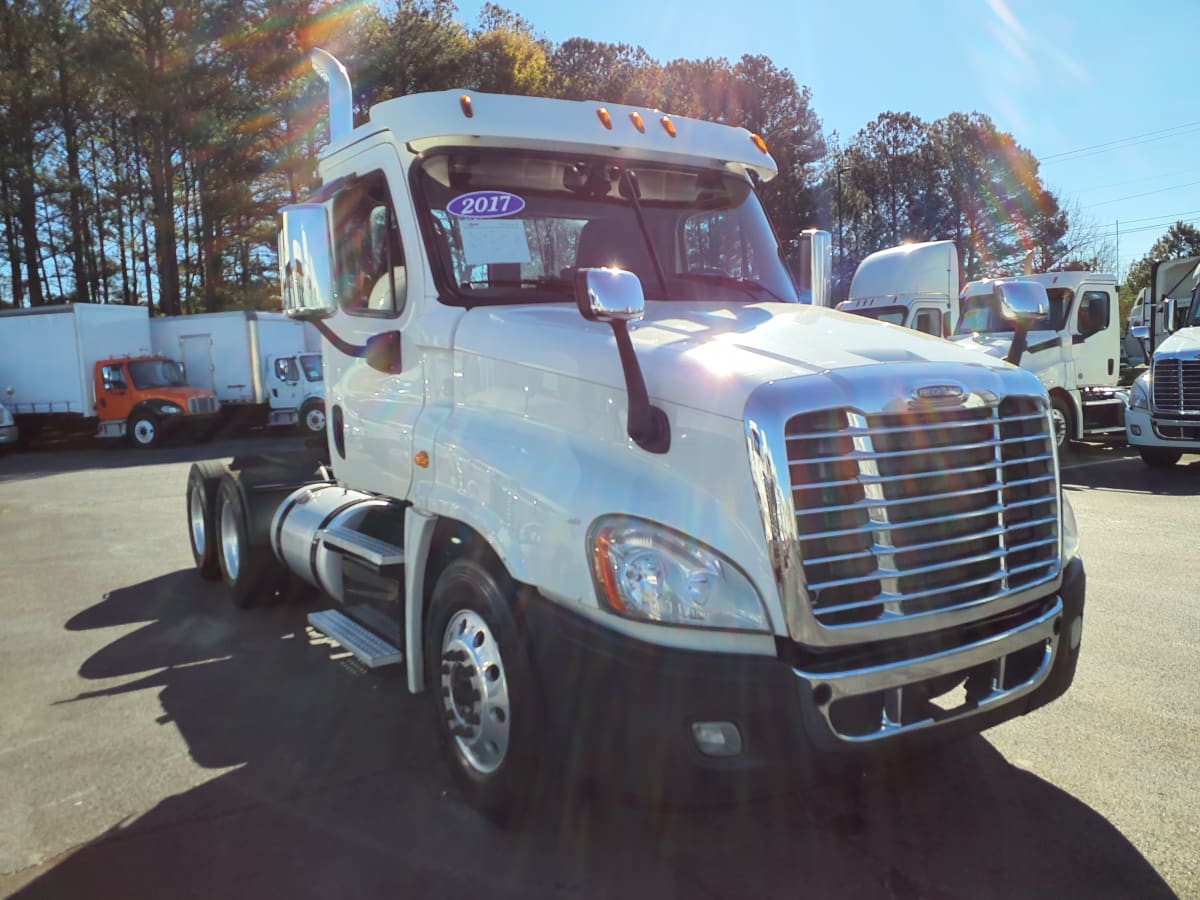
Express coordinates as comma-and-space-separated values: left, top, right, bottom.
1126, 256, 1200, 467
837, 240, 958, 337
953, 271, 1124, 452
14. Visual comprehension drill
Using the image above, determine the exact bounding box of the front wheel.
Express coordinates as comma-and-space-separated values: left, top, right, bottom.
426, 558, 543, 825
1138, 447, 1182, 468
1050, 396, 1073, 455
129, 411, 160, 448
300, 399, 326, 435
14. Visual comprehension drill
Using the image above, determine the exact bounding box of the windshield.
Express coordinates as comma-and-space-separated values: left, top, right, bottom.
299, 354, 323, 382
956, 287, 1070, 335
414, 149, 798, 305
129, 359, 186, 389
842, 304, 908, 326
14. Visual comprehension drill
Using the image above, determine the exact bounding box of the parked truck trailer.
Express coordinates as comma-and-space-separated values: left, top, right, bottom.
183, 50, 1086, 822
150, 311, 326, 434
0, 304, 219, 447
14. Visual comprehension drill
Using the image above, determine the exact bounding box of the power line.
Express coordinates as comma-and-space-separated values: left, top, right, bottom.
1039, 120, 1200, 164
1096, 208, 1200, 228
1084, 179, 1200, 208
1070, 167, 1200, 194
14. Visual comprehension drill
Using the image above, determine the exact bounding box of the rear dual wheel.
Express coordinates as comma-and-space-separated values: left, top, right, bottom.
214, 472, 285, 608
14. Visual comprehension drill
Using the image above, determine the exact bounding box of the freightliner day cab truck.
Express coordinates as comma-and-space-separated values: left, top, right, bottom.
837, 240, 959, 337
954, 272, 1126, 453
183, 50, 1086, 821
150, 311, 327, 434
0, 304, 220, 447
1126, 256, 1200, 467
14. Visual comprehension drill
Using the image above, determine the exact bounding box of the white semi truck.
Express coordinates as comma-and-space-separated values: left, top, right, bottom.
182, 50, 1086, 821
1125, 256, 1200, 466
837, 240, 959, 336
954, 271, 1126, 452
150, 311, 326, 434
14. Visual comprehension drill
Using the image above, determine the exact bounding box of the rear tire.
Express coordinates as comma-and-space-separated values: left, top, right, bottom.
1138, 447, 1181, 468
215, 473, 284, 608
425, 558, 543, 826
186, 461, 229, 579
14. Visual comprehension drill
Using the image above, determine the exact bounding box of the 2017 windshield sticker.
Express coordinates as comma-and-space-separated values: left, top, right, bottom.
447, 191, 525, 218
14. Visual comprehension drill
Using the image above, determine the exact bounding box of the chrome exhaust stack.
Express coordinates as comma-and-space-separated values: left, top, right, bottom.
310, 48, 353, 144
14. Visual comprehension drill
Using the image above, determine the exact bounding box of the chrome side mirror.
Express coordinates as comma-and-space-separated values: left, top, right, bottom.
574, 267, 645, 323
279, 204, 337, 318
995, 280, 1049, 324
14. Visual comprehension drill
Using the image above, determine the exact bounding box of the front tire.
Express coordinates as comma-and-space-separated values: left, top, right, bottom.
300, 399, 326, 435
186, 461, 229, 579
1050, 395, 1073, 455
129, 411, 160, 448
215, 473, 283, 608
425, 558, 543, 825
1138, 447, 1181, 468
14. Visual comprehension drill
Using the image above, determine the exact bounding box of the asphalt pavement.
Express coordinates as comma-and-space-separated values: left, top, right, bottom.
0, 436, 1195, 899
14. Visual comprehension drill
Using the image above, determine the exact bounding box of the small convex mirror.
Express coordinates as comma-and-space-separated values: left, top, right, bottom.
995, 280, 1049, 324
574, 267, 645, 323
278, 204, 337, 318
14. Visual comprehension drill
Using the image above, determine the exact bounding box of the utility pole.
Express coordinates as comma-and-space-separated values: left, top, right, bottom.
1115, 219, 1120, 281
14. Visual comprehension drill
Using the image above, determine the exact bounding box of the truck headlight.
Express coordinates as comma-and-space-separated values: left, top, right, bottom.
1128, 374, 1149, 410
590, 516, 769, 632
1061, 492, 1080, 562
159, 403, 184, 415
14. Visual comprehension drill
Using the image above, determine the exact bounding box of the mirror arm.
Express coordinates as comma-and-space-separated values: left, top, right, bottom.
297, 316, 403, 374
610, 320, 670, 454
1006, 322, 1029, 366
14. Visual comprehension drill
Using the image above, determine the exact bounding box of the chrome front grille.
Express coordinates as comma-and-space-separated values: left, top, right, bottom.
188, 396, 220, 414
785, 398, 1060, 631
1152, 358, 1200, 413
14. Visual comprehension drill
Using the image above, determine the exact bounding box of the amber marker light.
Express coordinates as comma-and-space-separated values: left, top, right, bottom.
459, 94, 473, 118
414, 451, 430, 468
597, 107, 613, 129
661, 116, 677, 138
750, 132, 769, 154
630, 111, 645, 133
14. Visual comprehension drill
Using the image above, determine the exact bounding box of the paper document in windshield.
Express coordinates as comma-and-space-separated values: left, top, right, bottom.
460, 220, 532, 266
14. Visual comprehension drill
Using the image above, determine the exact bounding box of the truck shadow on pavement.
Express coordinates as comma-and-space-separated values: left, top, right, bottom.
13, 571, 1177, 900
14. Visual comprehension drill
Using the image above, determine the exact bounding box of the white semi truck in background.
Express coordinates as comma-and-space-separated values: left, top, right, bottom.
150, 311, 326, 434
1125, 256, 1200, 467
181, 49, 1085, 822
954, 271, 1125, 452
0, 304, 220, 447
837, 240, 959, 336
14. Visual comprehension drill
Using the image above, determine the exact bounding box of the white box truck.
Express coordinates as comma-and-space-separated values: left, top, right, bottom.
150, 311, 326, 434
181, 50, 1085, 823
0, 304, 219, 447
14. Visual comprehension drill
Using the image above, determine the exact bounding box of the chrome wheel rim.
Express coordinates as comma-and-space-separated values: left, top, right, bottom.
133, 418, 156, 445
1051, 407, 1068, 448
440, 610, 510, 775
305, 407, 326, 433
190, 486, 207, 557
219, 498, 240, 581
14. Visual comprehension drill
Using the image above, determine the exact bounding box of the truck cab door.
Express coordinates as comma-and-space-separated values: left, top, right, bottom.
321, 144, 421, 500
1071, 286, 1117, 386
910, 304, 945, 338
96, 363, 134, 422
268, 355, 302, 411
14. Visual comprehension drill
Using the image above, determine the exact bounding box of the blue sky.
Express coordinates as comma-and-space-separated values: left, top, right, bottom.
477, 0, 1199, 278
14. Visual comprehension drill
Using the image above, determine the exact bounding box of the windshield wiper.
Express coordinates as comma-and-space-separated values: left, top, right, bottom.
674, 272, 784, 301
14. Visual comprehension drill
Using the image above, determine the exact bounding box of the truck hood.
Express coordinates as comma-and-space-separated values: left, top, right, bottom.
1153, 326, 1200, 358
455, 302, 1016, 420
145, 386, 217, 405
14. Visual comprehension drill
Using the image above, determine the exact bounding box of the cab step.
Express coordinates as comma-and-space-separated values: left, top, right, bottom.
307, 609, 403, 668
320, 525, 405, 574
